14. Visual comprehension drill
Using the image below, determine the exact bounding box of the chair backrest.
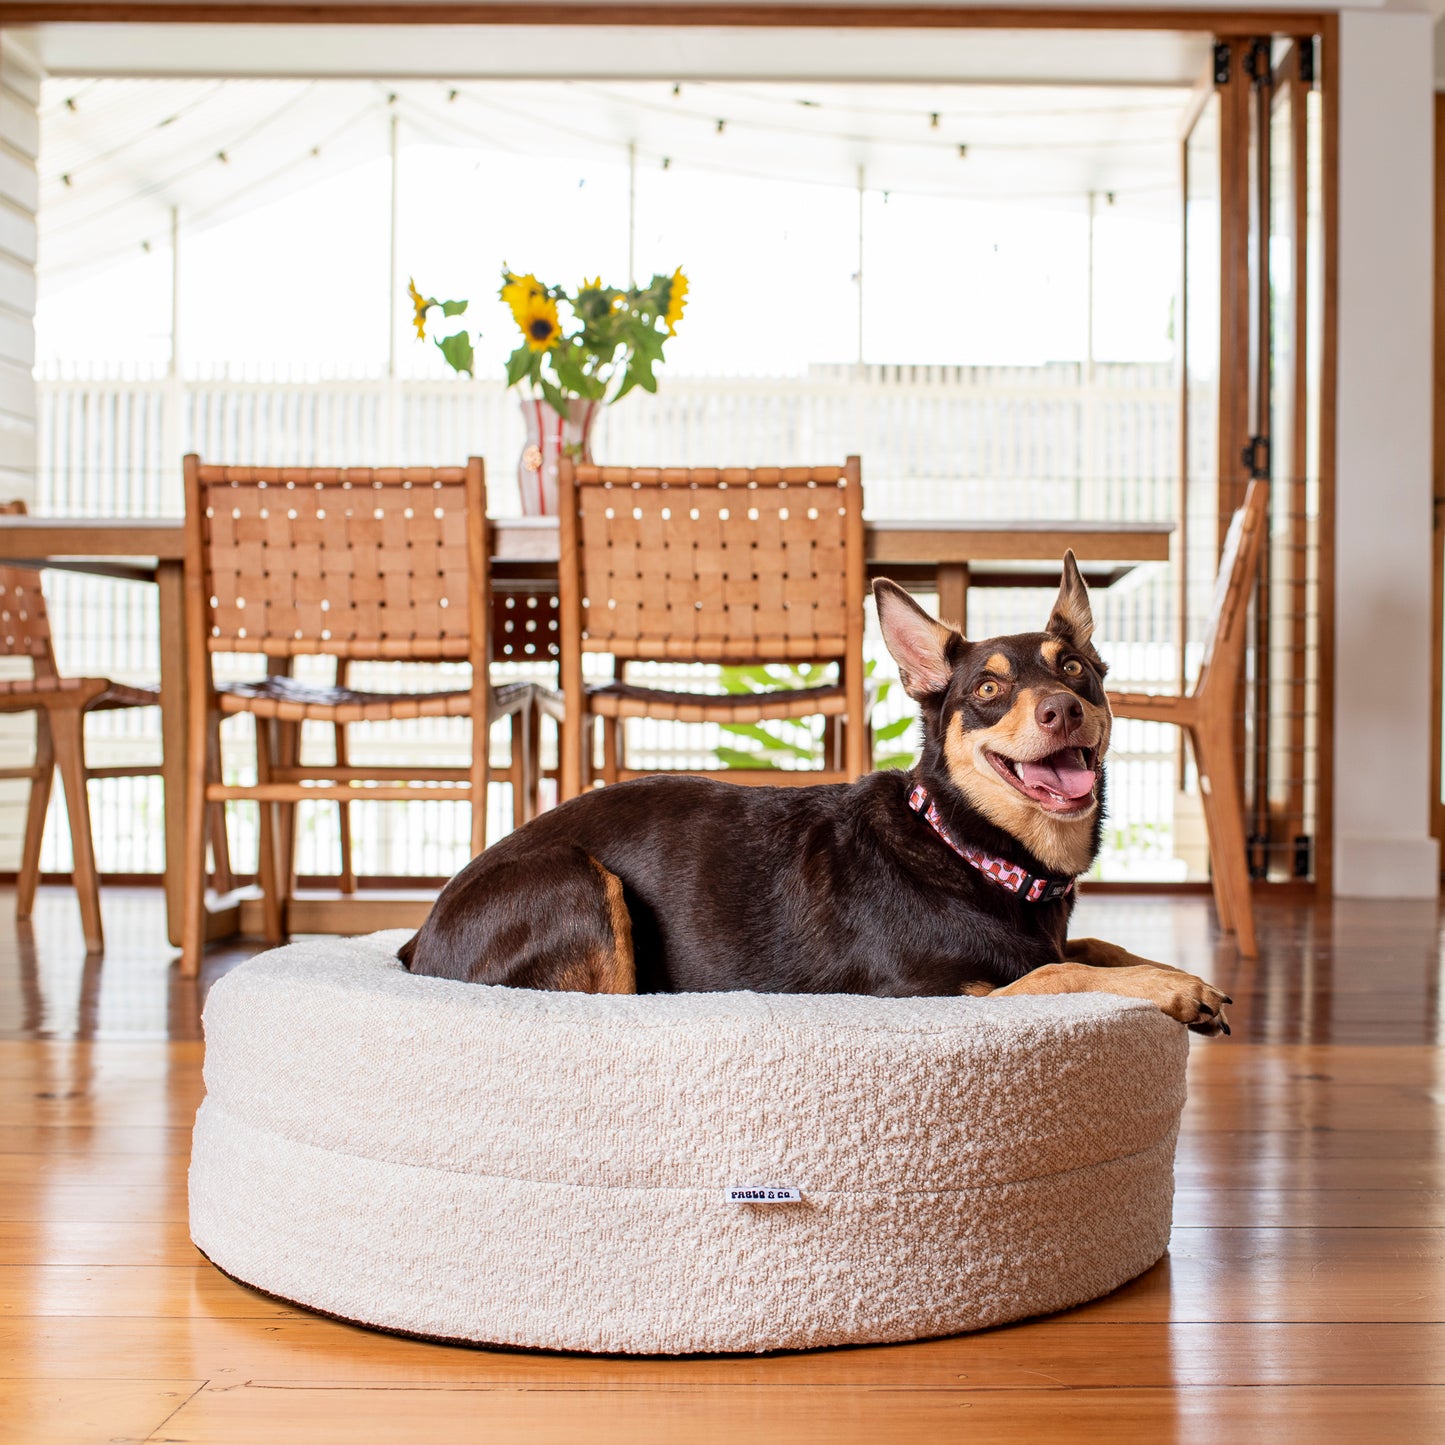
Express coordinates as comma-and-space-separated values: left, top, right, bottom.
183, 457, 488, 662
1195, 479, 1269, 697
558, 458, 865, 665
493, 587, 560, 665
0, 499, 58, 677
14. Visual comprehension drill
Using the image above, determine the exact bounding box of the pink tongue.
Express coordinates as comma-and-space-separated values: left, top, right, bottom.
1020, 750, 1096, 800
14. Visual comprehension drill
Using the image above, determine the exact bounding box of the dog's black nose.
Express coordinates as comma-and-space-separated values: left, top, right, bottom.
1035, 692, 1084, 734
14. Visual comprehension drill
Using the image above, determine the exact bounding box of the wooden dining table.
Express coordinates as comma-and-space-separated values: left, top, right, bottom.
0, 513, 1172, 950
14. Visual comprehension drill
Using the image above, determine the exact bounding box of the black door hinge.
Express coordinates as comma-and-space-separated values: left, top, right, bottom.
1245, 38, 1272, 88
1293, 834, 1313, 880
1248, 833, 1270, 881
1299, 38, 1316, 86
1213, 42, 1232, 85
1242, 435, 1271, 479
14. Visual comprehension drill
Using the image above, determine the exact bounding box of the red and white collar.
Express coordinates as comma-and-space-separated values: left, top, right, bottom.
907, 783, 1075, 904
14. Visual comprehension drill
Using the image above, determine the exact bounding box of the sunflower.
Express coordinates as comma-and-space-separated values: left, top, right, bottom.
407, 278, 430, 341
518, 291, 562, 351
663, 267, 689, 336
500, 271, 545, 327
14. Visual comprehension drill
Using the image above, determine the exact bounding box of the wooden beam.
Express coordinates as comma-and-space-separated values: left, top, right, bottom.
0, 6, 1333, 36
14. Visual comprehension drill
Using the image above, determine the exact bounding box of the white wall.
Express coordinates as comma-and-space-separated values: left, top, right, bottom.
1332, 7, 1440, 895
0, 37, 35, 501
0, 37, 38, 875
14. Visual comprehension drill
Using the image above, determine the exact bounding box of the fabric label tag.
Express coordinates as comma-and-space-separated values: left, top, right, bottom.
725, 1186, 802, 1204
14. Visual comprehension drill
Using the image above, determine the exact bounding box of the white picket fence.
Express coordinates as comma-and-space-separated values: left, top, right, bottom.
26, 361, 1197, 883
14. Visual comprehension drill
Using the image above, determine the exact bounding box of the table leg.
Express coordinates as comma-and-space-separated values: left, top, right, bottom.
156, 560, 187, 948
936, 562, 970, 637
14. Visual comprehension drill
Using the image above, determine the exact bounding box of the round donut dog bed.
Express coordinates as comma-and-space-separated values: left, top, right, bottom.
189, 931, 1188, 1355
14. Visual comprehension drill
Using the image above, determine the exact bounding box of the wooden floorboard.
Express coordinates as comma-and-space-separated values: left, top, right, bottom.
0, 886, 1441, 1442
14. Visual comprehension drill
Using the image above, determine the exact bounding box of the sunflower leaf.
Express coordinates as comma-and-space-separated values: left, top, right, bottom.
633, 327, 667, 360
435, 331, 474, 376
504, 346, 534, 387
539, 377, 570, 418
438, 299, 469, 318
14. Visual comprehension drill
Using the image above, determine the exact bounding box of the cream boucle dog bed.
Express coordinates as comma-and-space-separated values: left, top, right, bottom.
189, 930, 1188, 1355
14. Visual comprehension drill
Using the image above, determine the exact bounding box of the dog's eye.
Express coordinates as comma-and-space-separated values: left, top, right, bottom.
975, 680, 1001, 699
1062, 659, 1084, 678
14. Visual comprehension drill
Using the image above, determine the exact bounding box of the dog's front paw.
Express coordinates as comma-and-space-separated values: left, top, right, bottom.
1151, 968, 1231, 1037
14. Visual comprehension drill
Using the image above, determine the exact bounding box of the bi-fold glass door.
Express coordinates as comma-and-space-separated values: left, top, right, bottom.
1180, 35, 1324, 887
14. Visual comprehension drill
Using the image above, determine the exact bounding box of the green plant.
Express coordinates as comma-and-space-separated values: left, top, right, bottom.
712, 661, 916, 772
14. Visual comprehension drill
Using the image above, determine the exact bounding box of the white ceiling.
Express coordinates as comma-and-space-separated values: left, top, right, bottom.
22, 23, 1203, 280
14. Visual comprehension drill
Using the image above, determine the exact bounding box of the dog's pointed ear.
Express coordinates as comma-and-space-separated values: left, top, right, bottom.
874, 578, 962, 701
1046, 550, 1095, 649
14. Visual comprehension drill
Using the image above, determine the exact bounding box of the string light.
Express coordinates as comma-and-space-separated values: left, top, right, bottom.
45, 77, 1171, 278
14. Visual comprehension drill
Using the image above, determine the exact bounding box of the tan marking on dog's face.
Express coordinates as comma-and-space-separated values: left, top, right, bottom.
1040, 638, 1064, 667
941, 696, 1107, 877
983, 652, 1013, 678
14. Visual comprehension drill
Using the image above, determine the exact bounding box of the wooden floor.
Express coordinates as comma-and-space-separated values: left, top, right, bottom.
2, 885, 1443, 1443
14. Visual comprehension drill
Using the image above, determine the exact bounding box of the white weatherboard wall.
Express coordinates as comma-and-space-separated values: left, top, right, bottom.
0, 39, 36, 500
0, 37, 39, 875
1333, 8, 1440, 896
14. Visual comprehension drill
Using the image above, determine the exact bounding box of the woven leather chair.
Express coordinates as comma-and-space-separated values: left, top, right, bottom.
492, 583, 563, 817
556, 457, 869, 799
179, 456, 532, 973
0, 499, 166, 952
1108, 480, 1268, 957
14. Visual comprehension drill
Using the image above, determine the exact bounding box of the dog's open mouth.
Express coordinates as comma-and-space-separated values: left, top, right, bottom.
986, 746, 1098, 815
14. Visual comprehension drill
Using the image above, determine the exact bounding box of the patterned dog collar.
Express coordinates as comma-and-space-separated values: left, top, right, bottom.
907, 783, 1075, 904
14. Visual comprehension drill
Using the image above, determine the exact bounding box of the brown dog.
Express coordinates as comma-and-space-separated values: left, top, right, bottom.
400, 554, 1230, 1035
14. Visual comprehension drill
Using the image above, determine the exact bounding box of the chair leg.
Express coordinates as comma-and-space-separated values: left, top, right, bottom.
181, 694, 214, 976
335, 659, 355, 893
527, 700, 545, 818
254, 718, 285, 946
821, 716, 840, 773
1185, 728, 1234, 936
274, 717, 300, 917
1194, 725, 1258, 958
17, 711, 55, 921
469, 706, 491, 860
508, 706, 530, 832
205, 713, 233, 895
49, 707, 103, 954
602, 717, 622, 786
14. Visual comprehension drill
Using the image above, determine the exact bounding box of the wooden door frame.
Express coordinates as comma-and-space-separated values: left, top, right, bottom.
0, 1, 1339, 893
1432, 93, 1445, 865
0, 6, 1335, 35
